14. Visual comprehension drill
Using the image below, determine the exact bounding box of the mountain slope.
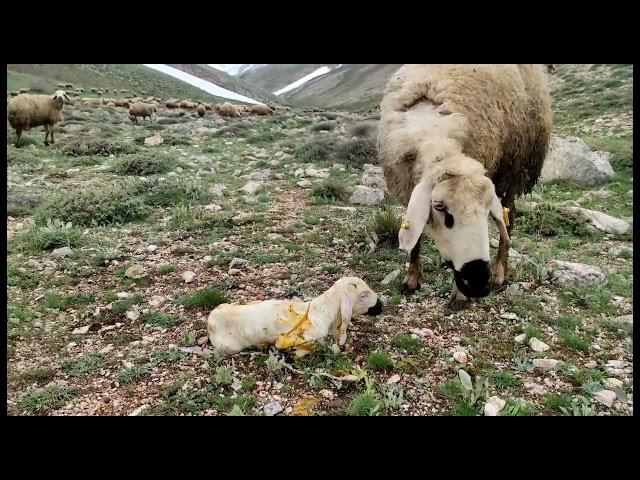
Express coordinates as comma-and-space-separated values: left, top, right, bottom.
6, 64, 233, 103
239, 64, 338, 93
168, 64, 282, 104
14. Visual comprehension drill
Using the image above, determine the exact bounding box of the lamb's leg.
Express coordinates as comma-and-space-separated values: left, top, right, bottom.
43, 124, 50, 146
50, 125, 55, 144
448, 282, 469, 311
492, 198, 515, 289
15, 129, 22, 148
401, 234, 423, 295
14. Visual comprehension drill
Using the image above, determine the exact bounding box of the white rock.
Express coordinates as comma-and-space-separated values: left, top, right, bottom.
610, 314, 632, 326
203, 204, 222, 212
144, 134, 164, 146
584, 360, 598, 369
51, 246, 73, 258
485, 395, 506, 414
386, 374, 401, 384
593, 389, 617, 408
128, 405, 149, 416
124, 264, 147, 279
604, 378, 624, 390
263, 401, 283, 416
229, 258, 249, 270
540, 136, 615, 184
381, 269, 401, 286
514, 333, 527, 344
500, 312, 519, 320
147, 245, 158, 252
149, 295, 165, 307
524, 382, 547, 395
566, 207, 630, 234
453, 351, 468, 364
304, 167, 330, 178
100, 345, 114, 354
239, 181, 264, 195
319, 389, 334, 399
71, 325, 90, 335
484, 403, 500, 416
116, 292, 130, 299
26, 259, 41, 269
126, 310, 140, 321
248, 169, 272, 181
608, 245, 632, 257
202, 256, 213, 263
267, 233, 284, 241
349, 185, 385, 205
547, 260, 605, 286
182, 271, 196, 283
529, 337, 550, 352
533, 358, 560, 370
297, 180, 312, 188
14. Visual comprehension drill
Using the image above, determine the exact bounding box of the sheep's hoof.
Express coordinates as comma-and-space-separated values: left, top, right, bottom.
44, 141, 49, 146
447, 298, 469, 311
400, 280, 420, 296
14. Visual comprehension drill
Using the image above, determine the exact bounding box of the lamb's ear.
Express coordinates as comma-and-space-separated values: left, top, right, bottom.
339, 293, 353, 346
398, 179, 433, 253
489, 189, 510, 245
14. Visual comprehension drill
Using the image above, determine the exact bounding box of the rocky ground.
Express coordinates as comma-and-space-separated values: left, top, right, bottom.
6, 66, 633, 416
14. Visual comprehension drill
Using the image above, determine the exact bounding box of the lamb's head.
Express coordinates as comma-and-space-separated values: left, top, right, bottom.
52, 90, 70, 108
331, 277, 383, 318
399, 173, 509, 298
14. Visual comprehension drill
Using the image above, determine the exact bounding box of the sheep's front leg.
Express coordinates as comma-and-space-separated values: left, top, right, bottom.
49, 125, 55, 144
448, 282, 469, 311
43, 124, 50, 146
401, 234, 423, 295
14, 128, 22, 148
492, 202, 514, 289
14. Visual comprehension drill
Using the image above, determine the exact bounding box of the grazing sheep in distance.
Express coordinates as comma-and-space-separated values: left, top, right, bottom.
8, 90, 70, 147
196, 104, 206, 117
129, 101, 157, 124
82, 97, 104, 107
216, 102, 242, 118
165, 99, 179, 109
250, 104, 274, 116
202, 102, 213, 111
378, 64, 552, 310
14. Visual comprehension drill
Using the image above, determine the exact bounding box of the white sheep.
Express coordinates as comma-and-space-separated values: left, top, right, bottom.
8, 90, 70, 147
207, 277, 382, 358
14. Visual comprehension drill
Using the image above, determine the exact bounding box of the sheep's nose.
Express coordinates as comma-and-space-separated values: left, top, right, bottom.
454, 260, 491, 298
366, 299, 383, 316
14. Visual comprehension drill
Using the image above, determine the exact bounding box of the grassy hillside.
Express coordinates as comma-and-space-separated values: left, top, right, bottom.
168, 64, 283, 104
7, 64, 228, 102
239, 64, 336, 92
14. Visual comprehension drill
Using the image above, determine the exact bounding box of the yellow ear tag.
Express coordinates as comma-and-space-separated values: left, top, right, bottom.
503, 207, 510, 227
400, 221, 411, 230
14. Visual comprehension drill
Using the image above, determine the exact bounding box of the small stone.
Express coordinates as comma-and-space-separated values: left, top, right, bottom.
128, 405, 149, 416
349, 185, 385, 206
124, 264, 146, 279
584, 360, 597, 368
267, 233, 284, 241
229, 258, 249, 269
490, 238, 499, 249
566, 207, 631, 234
197, 336, 208, 346
228, 268, 241, 276
203, 255, 213, 263
386, 374, 401, 384
547, 260, 605, 286
483, 396, 506, 416
71, 325, 90, 335
533, 358, 560, 371
319, 389, 334, 399
122, 361, 134, 369
203, 204, 222, 212
263, 401, 283, 416
453, 351, 468, 364
126, 310, 140, 321
500, 312, 519, 320
529, 337, 550, 352
611, 314, 632, 326
239, 181, 264, 195
232, 213, 255, 225
99, 345, 114, 354
116, 292, 130, 299
179, 346, 203, 356
147, 245, 158, 252
514, 333, 527, 344
297, 180, 312, 188
182, 271, 196, 283
381, 269, 401, 286
524, 382, 547, 395
603, 378, 624, 390
593, 389, 617, 408
144, 134, 164, 146
26, 259, 41, 268
51, 246, 73, 258
149, 295, 165, 307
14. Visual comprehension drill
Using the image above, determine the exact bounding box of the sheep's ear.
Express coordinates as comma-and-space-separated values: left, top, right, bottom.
339, 293, 353, 346
399, 179, 432, 253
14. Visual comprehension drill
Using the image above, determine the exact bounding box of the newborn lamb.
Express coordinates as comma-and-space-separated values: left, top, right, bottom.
207, 277, 383, 358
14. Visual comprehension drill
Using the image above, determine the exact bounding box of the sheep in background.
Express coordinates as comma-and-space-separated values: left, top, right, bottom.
8, 90, 70, 147
250, 104, 274, 116
196, 104, 206, 117
216, 102, 242, 118
129, 101, 156, 124
378, 64, 551, 310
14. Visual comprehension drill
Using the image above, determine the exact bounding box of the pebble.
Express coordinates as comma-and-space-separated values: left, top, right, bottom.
126, 310, 140, 321
147, 245, 158, 252
319, 389, 334, 399
483, 396, 506, 416
603, 378, 624, 390
71, 325, 90, 335
453, 351, 469, 364
386, 374, 401, 384
124, 264, 146, 279
51, 246, 73, 258
529, 337, 550, 352
297, 180, 312, 188
532, 358, 560, 371
514, 333, 527, 344
99, 345, 114, 354
263, 401, 283, 416
500, 312, 519, 320
381, 269, 402, 286
149, 295, 165, 307
182, 271, 196, 283
593, 389, 617, 408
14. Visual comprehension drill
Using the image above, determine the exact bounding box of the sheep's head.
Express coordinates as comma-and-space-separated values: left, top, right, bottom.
330, 277, 382, 344
52, 90, 70, 108
399, 173, 509, 298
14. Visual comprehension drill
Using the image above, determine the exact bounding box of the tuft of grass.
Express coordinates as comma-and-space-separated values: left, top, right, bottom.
391, 334, 422, 354
367, 351, 394, 371
348, 121, 378, 138
502, 398, 536, 416
152, 349, 187, 365
13, 219, 82, 253
346, 391, 380, 416
143, 313, 180, 328
311, 121, 335, 132
486, 371, 522, 390
332, 137, 377, 168
241, 375, 257, 391
545, 393, 573, 412
15, 367, 55, 385
453, 398, 479, 416
179, 287, 229, 309
17, 385, 77, 414
295, 138, 336, 163
116, 365, 151, 385
111, 153, 177, 176
310, 179, 349, 203
370, 205, 401, 248
60, 138, 136, 157
63, 353, 105, 377
43, 292, 95, 310
517, 203, 593, 237
112, 293, 144, 315
158, 263, 176, 274
560, 331, 590, 353
213, 366, 234, 387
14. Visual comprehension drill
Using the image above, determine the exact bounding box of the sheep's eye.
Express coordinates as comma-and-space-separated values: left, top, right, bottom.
433, 202, 446, 212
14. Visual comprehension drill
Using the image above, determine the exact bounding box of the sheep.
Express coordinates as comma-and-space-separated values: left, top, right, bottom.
128, 101, 156, 124
165, 99, 179, 109
378, 64, 552, 310
196, 104, 206, 117
82, 97, 104, 107
545, 64, 556, 74
202, 102, 213, 111
215, 102, 242, 118
8, 90, 70, 148
250, 104, 274, 116
207, 277, 383, 358
179, 99, 197, 109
